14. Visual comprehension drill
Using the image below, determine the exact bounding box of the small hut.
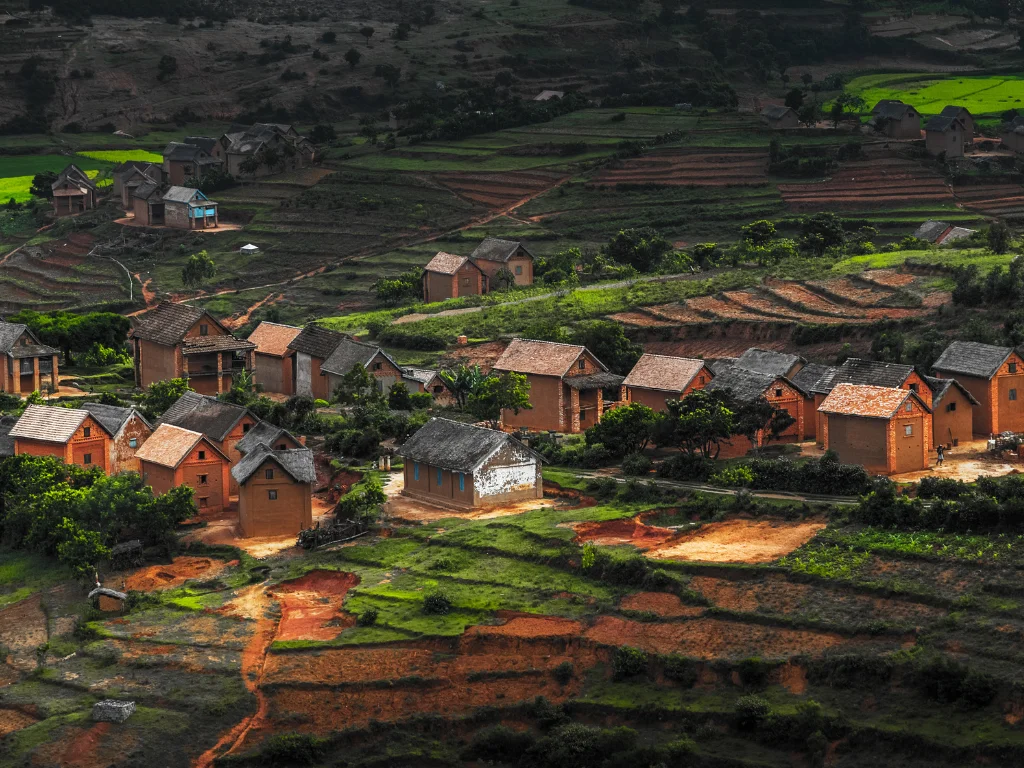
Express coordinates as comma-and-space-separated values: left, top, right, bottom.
88, 585, 127, 612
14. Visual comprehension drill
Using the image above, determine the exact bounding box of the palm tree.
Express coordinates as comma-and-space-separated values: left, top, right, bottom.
439, 364, 483, 411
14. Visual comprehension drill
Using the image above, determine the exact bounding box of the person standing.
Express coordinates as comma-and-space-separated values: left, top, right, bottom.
936, 444, 945, 467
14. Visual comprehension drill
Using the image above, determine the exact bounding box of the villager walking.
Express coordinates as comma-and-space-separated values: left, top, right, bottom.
936, 445, 944, 466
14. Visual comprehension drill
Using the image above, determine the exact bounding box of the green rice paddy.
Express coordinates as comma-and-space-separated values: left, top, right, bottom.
846, 73, 1024, 115
0, 151, 158, 202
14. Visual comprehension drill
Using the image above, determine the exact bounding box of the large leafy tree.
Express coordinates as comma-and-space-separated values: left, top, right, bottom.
439, 364, 484, 410
733, 396, 795, 452
10, 310, 131, 365
332, 364, 383, 406
585, 402, 657, 456
139, 378, 192, 420
606, 227, 672, 272
30, 171, 57, 199
799, 212, 845, 256
468, 371, 531, 428
570, 321, 642, 376
653, 389, 735, 459
181, 250, 217, 289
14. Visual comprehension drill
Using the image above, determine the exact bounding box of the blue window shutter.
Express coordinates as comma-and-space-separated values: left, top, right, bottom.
437, 468, 443, 486
413, 462, 419, 481
459, 473, 465, 492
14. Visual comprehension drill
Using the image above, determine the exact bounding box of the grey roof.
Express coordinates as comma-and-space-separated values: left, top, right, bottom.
923, 375, 980, 407
761, 105, 794, 120
132, 182, 162, 201
469, 238, 534, 264
707, 358, 738, 376
705, 366, 795, 402
230, 442, 316, 485
163, 186, 213, 205
0, 415, 15, 457
873, 100, 916, 120
80, 403, 152, 435
564, 372, 625, 390
816, 358, 916, 395
92, 700, 135, 723
925, 115, 962, 133
183, 136, 220, 154
789, 363, 835, 395
9, 404, 110, 443
734, 348, 804, 378
223, 123, 306, 156
932, 341, 1016, 379
287, 325, 347, 359
940, 105, 971, 119
235, 420, 300, 455
396, 417, 542, 473
53, 164, 96, 191
912, 220, 950, 242
0, 321, 55, 357
402, 368, 440, 386
131, 302, 209, 345
88, 587, 127, 601
165, 143, 204, 162
320, 338, 399, 377
160, 391, 250, 443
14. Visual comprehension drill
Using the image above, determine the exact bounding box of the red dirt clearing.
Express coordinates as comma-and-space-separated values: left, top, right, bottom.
466, 614, 583, 638
124, 557, 228, 591
573, 517, 676, 549
648, 519, 826, 564
0, 708, 37, 736
620, 592, 705, 618
270, 571, 360, 642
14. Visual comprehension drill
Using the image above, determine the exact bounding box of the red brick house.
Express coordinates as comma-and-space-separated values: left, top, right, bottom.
932, 341, 1024, 436
10, 404, 113, 473
232, 443, 315, 537
80, 403, 154, 475
621, 354, 713, 412
469, 238, 535, 289
247, 321, 302, 396
819, 384, 931, 475
320, 338, 404, 399
422, 252, 487, 303
924, 375, 978, 449
51, 164, 98, 216
131, 182, 165, 226
287, 325, 349, 401
131, 303, 256, 395
162, 139, 224, 186
397, 418, 544, 510
790, 363, 836, 440
0, 321, 59, 396
491, 339, 624, 434
401, 368, 456, 407
136, 424, 231, 514
705, 365, 806, 458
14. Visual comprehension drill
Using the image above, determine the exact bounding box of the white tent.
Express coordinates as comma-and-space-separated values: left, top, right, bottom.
240, 243, 260, 255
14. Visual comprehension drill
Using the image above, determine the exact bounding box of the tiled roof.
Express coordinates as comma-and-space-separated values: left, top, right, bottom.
183, 136, 220, 154
134, 424, 207, 468
132, 182, 162, 201
9, 404, 106, 444
622, 354, 708, 392
287, 325, 347, 359
469, 238, 533, 264
940, 105, 970, 119
321, 338, 399, 377
493, 338, 606, 377
235, 421, 300, 455
181, 335, 256, 354
790, 363, 835, 395
424, 251, 470, 275
818, 383, 925, 418
53, 164, 96, 191
735, 348, 804, 378
932, 341, 1015, 379
0, 321, 54, 356
873, 100, 915, 120
80, 403, 151, 435
397, 417, 542, 472
401, 368, 439, 386
705, 365, 786, 402
131, 302, 208, 345
818, 358, 916, 394
160, 391, 250, 443
231, 443, 316, 485
923, 374, 980, 407
247, 322, 302, 358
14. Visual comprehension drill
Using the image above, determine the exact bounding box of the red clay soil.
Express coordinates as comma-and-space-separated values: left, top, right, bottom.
647, 519, 825, 564
619, 592, 705, 618
124, 557, 228, 591
269, 571, 360, 642
58, 722, 115, 768
0, 708, 37, 736
573, 517, 677, 549
465, 614, 584, 638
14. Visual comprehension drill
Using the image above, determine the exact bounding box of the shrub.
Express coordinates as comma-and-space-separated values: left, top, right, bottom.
258, 733, 328, 765
422, 588, 453, 615
553, 661, 574, 684
735, 695, 771, 730
657, 453, 712, 481
464, 725, 536, 761
584, 477, 617, 501
709, 465, 755, 488
612, 646, 648, 679
621, 452, 652, 476
738, 656, 773, 689
662, 654, 698, 687
615, 479, 668, 505
356, 608, 378, 626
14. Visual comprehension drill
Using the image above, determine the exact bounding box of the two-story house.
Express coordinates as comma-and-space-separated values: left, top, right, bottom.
0, 321, 60, 395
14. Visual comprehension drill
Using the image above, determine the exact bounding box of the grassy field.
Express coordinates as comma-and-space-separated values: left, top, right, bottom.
845, 73, 1024, 115
0, 151, 158, 203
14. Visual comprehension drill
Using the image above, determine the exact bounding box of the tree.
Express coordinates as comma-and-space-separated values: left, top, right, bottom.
54, 517, 108, 580
321, 30, 337, 43
157, 55, 178, 81
8, 310, 131, 365
140, 378, 192, 420
375, 63, 402, 91
309, 123, 337, 144
653, 389, 734, 459
359, 26, 375, 45
30, 171, 57, 199
988, 220, 1011, 254
585, 402, 657, 456
797, 101, 821, 126
606, 227, 672, 272
439, 364, 484, 410
492, 266, 517, 291
799, 212, 845, 255
467, 371, 531, 428
373, 271, 420, 305
220, 368, 261, 406
784, 88, 804, 110
801, 72, 813, 86
333, 364, 383, 406
570, 321, 642, 376
830, 100, 844, 128
740, 219, 777, 247
181, 250, 217, 288
388, 382, 413, 410
344, 48, 361, 68
733, 397, 794, 452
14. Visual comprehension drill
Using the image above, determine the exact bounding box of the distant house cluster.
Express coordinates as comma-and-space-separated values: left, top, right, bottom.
423, 238, 536, 303
864, 100, 978, 159
162, 124, 314, 183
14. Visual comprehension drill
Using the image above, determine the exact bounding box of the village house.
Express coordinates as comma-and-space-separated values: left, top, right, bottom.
89, 586, 127, 613
51, 164, 98, 217
130, 303, 256, 394
397, 418, 544, 510
80, 403, 153, 475
932, 341, 1024, 436
113, 162, 163, 207
1002, 116, 1024, 153
621, 354, 714, 412
760, 104, 799, 129
940, 106, 975, 140
492, 339, 624, 434
220, 123, 315, 178
705, 365, 806, 457
911, 220, 976, 246
818, 384, 931, 475
733, 348, 805, 379
534, 90, 565, 102
235, 421, 304, 456
469, 238, 536, 288
162, 139, 223, 186
160, 390, 259, 493
320, 337, 404, 397
131, 183, 165, 226
247, 321, 302, 396
924, 115, 967, 158
401, 368, 455, 406
0, 320, 59, 395
924, 375, 978, 449
870, 100, 922, 140
135, 424, 230, 514
789, 362, 836, 440
232, 443, 316, 538
10, 404, 113, 473
422, 252, 487, 303
287, 325, 348, 401
161, 186, 219, 230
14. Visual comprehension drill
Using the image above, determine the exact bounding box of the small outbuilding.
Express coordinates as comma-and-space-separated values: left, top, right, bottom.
88, 586, 127, 613
135, 424, 231, 514
240, 243, 260, 255
232, 443, 315, 538
911, 220, 976, 245
92, 700, 136, 723
397, 418, 544, 510
924, 375, 978, 449
818, 383, 931, 475
422, 252, 487, 303
621, 353, 714, 412
51, 164, 98, 216
761, 104, 799, 129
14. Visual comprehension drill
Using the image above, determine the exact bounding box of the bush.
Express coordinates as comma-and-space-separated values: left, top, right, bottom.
422, 588, 453, 615
553, 661, 574, 684
612, 646, 648, 678
356, 608, 378, 626
464, 725, 536, 761
258, 733, 328, 765
583, 476, 617, 501
657, 453, 713, 481
738, 656, 773, 689
709, 465, 755, 488
621, 452, 652, 476
735, 695, 771, 730
615, 479, 667, 505
662, 654, 698, 687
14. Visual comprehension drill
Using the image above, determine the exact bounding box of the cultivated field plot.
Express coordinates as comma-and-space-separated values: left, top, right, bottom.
845, 72, 1024, 115
430, 169, 569, 210
953, 182, 1024, 219
591, 148, 769, 187
0, 151, 160, 202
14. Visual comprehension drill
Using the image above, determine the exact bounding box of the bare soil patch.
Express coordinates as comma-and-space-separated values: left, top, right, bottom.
572, 517, 677, 549
647, 520, 825, 564
619, 592, 705, 618
270, 571, 360, 643
124, 556, 228, 591
466, 614, 583, 638
0, 595, 48, 671
0, 708, 37, 736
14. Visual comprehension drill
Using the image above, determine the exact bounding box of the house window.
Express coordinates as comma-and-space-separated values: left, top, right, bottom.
904, 425, 913, 437
20, 359, 32, 374
905, 403, 912, 412
578, 360, 585, 370
774, 388, 783, 397
1010, 362, 1018, 374
459, 473, 465, 492
268, 490, 278, 500
437, 468, 443, 486
198, 474, 208, 485
433, 385, 443, 394
83, 453, 92, 465
277, 443, 286, 450
1011, 389, 1018, 402
374, 362, 382, 371
947, 402, 956, 412
579, 410, 586, 421
243, 423, 251, 433
265, 469, 274, 480
129, 438, 138, 448
199, 497, 208, 508
414, 462, 419, 481
515, 265, 522, 275
199, 324, 209, 336
909, 383, 918, 393
461, 277, 470, 287
83, 427, 91, 438
198, 450, 206, 460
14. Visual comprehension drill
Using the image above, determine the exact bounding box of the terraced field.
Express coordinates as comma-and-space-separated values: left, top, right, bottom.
430, 169, 569, 209
591, 148, 768, 187
953, 182, 1024, 219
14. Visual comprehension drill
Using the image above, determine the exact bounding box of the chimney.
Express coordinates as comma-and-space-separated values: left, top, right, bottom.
457, 335, 468, 346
